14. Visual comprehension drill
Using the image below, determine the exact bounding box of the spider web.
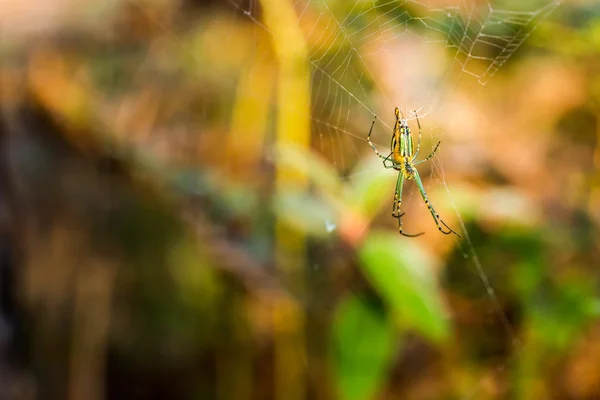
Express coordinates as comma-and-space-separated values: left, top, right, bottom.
0, 0, 561, 397
8, 0, 558, 396
224, 0, 560, 170
218, 0, 561, 397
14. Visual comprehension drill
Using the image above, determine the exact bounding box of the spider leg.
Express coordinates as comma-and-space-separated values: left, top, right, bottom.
383, 152, 396, 169
391, 172, 403, 218
412, 110, 423, 159
414, 141, 441, 165
393, 173, 424, 237
413, 169, 461, 238
366, 116, 388, 161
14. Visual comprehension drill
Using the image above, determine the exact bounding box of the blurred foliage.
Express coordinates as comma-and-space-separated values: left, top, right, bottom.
359, 232, 448, 343
1, 0, 600, 400
332, 296, 396, 400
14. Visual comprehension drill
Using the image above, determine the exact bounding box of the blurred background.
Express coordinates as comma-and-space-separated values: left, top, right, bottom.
1, 0, 599, 399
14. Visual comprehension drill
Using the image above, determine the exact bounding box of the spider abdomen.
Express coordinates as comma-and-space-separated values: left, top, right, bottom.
400, 158, 415, 179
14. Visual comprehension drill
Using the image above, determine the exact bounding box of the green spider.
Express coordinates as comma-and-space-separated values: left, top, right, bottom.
366, 107, 460, 238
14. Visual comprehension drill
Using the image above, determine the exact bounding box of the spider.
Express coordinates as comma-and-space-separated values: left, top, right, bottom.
366, 107, 460, 238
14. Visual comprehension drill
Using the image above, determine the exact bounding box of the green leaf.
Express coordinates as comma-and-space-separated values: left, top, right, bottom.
333, 295, 397, 400
359, 231, 450, 342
